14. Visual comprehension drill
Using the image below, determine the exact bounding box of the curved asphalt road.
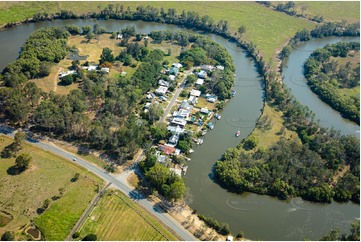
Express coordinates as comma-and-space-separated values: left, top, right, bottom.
0, 125, 196, 241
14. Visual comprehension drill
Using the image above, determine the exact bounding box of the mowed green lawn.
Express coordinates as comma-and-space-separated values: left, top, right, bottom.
0, 134, 102, 240
0, 1, 316, 64
79, 191, 178, 241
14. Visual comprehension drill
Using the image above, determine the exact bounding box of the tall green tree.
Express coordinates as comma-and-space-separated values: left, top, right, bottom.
99, 47, 114, 64
15, 153, 32, 171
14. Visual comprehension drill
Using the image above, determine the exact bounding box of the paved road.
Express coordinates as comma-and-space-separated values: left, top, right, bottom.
160, 70, 192, 123
0, 125, 196, 241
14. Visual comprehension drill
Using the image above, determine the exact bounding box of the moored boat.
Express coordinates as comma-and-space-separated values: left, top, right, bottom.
235, 130, 240, 137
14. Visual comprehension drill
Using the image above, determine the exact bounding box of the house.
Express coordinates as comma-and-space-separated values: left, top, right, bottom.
172, 63, 183, 69
207, 97, 217, 103
59, 70, 76, 78
170, 118, 187, 128
169, 67, 179, 76
188, 95, 198, 105
117, 34, 123, 39
157, 155, 167, 163
121, 71, 127, 76
167, 125, 184, 134
169, 168, 182, 177
200, 108, 209, 114
190, 89, 201, 97
179, 100, 191, 110
155, 86, 168, 96
168, 134, 179, 146
158, 144, 176, 155
158, 79, 170, 87
168, 75, 176, 81
87, 65, 98, 71
100, 67, 110, 73
201, 64, 214, 71
144, 35, 149, 40
216, 65, 225, 71
195, 78, 204, 85
173, 109, 191, 119
197, 70, 206, 79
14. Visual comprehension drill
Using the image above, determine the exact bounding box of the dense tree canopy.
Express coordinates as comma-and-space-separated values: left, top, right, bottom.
304, 42, 360, 123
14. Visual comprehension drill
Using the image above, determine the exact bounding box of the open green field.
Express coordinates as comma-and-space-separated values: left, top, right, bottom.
79, 190, 178, 241
291, 1, 360, 23
0, 134, 102, 240
0, 1, 317, 64
241, 103, 299, 152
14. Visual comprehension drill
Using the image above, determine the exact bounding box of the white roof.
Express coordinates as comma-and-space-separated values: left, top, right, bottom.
190, 89, 201, 97
88, 65, 98, 71
172, 63, 183, 68
195, 79, 204, 85
167, 125, 184, 134
188, 96, 197, 104
169, 168, 182, 177
174, 109, 190, 118
226, 236, 233, 241
169, 75, 176, 81
171, 118, 187, 126
144, 102, 151, 109
157, 155, 166, 163
155, 86, 168, 95
216, 65, 225, 70
158, 79, 170, 87
121, 71, 127, 76
200, 108, 209, 114
101, 67, 110, 73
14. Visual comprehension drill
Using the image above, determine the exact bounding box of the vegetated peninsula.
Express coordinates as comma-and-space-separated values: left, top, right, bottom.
304, 41, 360, 124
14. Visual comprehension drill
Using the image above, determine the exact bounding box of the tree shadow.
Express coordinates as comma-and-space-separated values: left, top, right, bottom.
6, 165, 24, 176
129, 190, 144, 201
1, 143, 17, 158
153, 202, 167, 213
77, 147, 90, 155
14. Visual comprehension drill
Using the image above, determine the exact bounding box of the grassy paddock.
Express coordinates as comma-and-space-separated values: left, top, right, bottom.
0, 1, 317, 64
34, 178, 99, 240
242, 104, 299, 152
292, 1, 360, 23
0, 134, 102, 239
79, 190, 178, 241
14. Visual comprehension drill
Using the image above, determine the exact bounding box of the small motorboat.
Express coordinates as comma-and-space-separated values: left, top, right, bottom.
231, 90, 236, 97
207, 122, 214, 130
215, 113, 221, 120
235, 130, 240, 137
